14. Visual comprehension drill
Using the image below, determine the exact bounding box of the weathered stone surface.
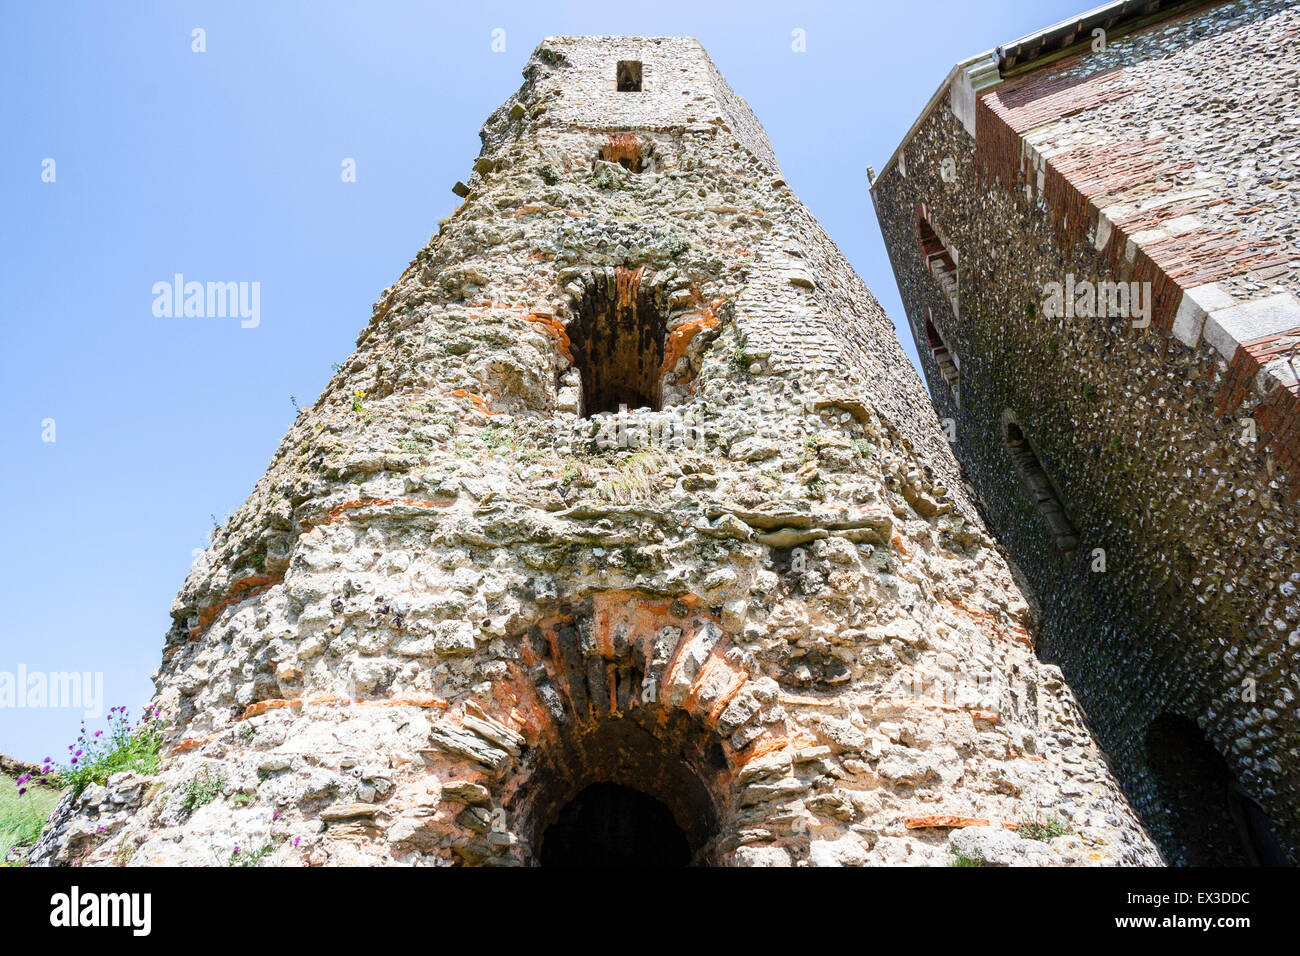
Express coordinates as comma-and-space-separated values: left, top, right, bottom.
32, 35, 1158, 868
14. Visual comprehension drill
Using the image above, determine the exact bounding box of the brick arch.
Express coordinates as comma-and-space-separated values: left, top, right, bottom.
498, 590, 770, 864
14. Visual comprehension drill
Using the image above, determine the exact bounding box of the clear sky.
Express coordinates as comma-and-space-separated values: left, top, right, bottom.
0, 0, 1089, 762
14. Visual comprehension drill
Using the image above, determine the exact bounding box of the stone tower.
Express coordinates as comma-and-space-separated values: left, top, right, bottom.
871, 0, 1298, 865
37, 36, 1158, 867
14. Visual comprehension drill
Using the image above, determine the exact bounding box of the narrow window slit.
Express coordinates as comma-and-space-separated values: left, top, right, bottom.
923, 308, 959, 399
916, 203, 959, 318
1003, 416, 1077, 552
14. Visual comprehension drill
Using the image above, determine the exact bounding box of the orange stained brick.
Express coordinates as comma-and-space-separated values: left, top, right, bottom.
448, 389, 496, 415
236, 694, 447, 722
941, 598, 1034, 648
904, 815, 989, 830
705, 666, 749, 725
188, 573, 284, 641
891, 534, 913, 558
659, 307, 720, 379
734, 732, 818, 765
466, 301, 527, 313
170, 736, 215, 756
322, 497, 457, 525
593, 602, 615, 659
505, 662, 555, 741
681, 645, 732, 714
776, 692, 841, 707
601, 133, 642, 167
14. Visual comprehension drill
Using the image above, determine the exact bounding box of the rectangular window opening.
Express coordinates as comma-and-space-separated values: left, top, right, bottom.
617, 60, 642, 92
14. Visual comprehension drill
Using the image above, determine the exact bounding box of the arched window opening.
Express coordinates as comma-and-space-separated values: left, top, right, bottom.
1002, 414, 1078, 552
1146, 713, 1289, 866
923, 307, 959, 400
566, 266, 666, 416
916, 203, 959, 318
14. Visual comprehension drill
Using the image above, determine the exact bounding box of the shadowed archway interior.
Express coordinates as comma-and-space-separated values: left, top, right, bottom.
1146, 713, 1288, 866
510, 709, 725, 867
540, 783, 691, 866
566, 267, 666, 415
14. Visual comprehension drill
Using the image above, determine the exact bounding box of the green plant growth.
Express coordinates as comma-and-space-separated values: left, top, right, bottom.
1, 774, 61, 863
229, 833, 287, 867
178, 769, 227, 813
730, 341, 751, 375
43, 707, 167, 800
594, 449, 672, 504
480, 424, 515, 450
398, 435, 434, 455
951, 850, 985, 867
1016, 814, 1074, 842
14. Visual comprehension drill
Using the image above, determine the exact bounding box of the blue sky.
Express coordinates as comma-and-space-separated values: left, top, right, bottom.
0, 0, 1087, 762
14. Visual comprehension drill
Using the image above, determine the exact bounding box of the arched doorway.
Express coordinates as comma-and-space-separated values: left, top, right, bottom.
512, 707, 726, 867
500, 593, 756, 866
1145, 713, 1289, 866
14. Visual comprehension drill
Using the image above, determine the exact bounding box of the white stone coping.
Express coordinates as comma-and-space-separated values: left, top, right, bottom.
1171, 286, 1300, 397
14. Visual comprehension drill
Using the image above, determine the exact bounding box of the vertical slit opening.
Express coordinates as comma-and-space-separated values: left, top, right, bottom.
916, 203, 959, 318
1003, 415, 1078, 552
924, 307, 960, 399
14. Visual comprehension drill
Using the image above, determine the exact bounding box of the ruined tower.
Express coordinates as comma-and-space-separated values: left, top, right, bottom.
37, 37, 1158, 867
871, 0, 1298, 865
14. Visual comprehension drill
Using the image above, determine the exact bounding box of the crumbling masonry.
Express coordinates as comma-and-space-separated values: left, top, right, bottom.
35, 36, 1158, 866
